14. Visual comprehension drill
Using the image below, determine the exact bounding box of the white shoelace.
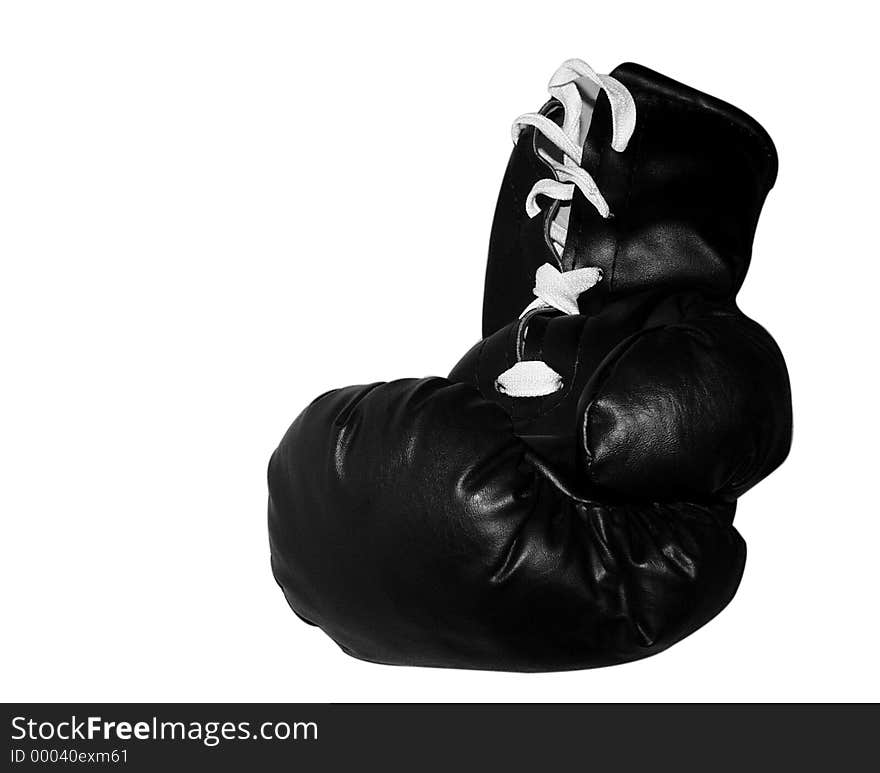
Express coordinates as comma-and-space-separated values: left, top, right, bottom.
496, 59, 636, 399
513, 59, 636, 254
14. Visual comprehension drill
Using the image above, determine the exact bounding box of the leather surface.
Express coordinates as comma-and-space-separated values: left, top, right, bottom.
268, 295, 790, 669
267, 63, 793, 670
269, 379, 748, 670
450, 292, 791, 500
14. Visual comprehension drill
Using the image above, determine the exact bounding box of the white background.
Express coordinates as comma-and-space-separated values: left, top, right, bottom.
1, 1, 877, 702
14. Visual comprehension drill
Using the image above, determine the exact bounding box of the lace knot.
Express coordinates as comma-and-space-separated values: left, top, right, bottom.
521, 263, 603, 317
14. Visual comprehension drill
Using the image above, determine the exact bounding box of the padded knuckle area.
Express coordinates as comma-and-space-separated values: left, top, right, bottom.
583, 315, 789, 499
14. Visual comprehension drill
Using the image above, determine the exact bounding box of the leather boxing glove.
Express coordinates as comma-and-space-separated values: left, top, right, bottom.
267, 59, 792, 671
268, 292, 789, 670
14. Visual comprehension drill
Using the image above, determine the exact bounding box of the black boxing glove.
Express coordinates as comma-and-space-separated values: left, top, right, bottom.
268, 290, 790, 670
267, 58, 792, 670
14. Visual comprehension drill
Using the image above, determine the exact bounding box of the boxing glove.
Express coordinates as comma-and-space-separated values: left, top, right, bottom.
268, 291, 789, 670
267, 59, 792, 671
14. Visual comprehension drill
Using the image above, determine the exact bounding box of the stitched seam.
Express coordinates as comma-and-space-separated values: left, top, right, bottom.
580, 324, 670, 468
474, 338, 490, 399
609, 100, 644, 292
